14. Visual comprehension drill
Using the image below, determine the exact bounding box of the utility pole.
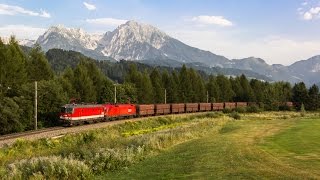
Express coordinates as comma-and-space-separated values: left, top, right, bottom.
114, 85, 117, 104
164, 89, 167, 104
206, 91, 209, 103
34, 81, 37, 130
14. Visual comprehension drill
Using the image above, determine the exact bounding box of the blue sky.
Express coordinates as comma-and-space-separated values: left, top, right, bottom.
0, 0, 319, 65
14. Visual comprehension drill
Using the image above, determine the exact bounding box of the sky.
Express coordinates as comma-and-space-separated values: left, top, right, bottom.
0, 0, 320, 65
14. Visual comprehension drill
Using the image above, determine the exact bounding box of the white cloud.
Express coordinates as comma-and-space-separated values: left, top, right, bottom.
191, 15, 233, 27
86, 18, 127, 26
303, 12, 313, 20
309, 7, 320, 14
83, 2, 96, 11
301, 5, 320, 20
0, 3, 51, 18
40, 9, 50, 18
0, 25, 46, 39
302, 2, 308, 6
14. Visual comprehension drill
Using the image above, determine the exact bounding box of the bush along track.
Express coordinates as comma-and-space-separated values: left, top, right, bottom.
0, 112, 229, 179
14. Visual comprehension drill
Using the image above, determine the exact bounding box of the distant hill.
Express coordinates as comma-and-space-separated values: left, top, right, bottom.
45, 49, 272, 82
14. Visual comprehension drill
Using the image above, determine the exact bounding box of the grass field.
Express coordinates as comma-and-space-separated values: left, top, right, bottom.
1, 112, 319, 179
102, 112, 320, 179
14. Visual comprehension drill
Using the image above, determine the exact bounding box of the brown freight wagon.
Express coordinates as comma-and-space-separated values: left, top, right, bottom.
212, 103, 224, 110
199, 103, 212, 111
236, 102, 247, 108
137, 104, 155, 116
186, 103, 199, 112
171, 103, 185, 113
224, 102, 236, 109
155, 104, 171, 115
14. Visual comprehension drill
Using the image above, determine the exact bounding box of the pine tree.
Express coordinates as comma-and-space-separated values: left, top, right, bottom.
99, 79, 115, 103
73, 63, 96, 102
179, 65, 192, 103
231, 77, 243, 101
216, 75, 234, 102
140, 70, 154, 104
171, 71, 180, 103
306, 84, 319, 110
27, 44, 54, 81
292, 82, 308, 110
80, 60, 106, 103
1, 36, 28, 96
0, 97, 23, 134
162, 70, 178, 103
125, 64, 140, 83
36, 80, 68, 126
207, 75, 220, 102
150, 68, 164, 103
190, 69, 205, 102
0, 37, 5, 95
250, 79, 264, 103
116, 83, 137, 103
239, 74, 254, 101
59, 67, 77, 100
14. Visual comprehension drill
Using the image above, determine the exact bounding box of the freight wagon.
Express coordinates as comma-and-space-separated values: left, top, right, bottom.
171, 103, 185, 114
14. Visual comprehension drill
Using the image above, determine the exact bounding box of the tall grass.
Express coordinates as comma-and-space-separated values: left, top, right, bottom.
5, 156, 92, 180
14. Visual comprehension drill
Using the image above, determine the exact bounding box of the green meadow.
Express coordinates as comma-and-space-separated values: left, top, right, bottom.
103, 112, 320, 179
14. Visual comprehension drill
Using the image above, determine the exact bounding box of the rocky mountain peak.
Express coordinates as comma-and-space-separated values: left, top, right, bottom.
37, 25, 99, 51
113, 20, 168, 49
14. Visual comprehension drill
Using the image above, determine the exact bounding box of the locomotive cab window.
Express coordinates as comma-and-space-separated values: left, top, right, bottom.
60, 107, 66, 113
61, 107, 74, 113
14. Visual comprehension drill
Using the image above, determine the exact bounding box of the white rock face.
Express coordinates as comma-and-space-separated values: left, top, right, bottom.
37, 25, 99, 50
99, 21, 169, 59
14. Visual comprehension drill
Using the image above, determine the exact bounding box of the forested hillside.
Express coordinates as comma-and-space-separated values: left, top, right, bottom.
1, 36, 320, 135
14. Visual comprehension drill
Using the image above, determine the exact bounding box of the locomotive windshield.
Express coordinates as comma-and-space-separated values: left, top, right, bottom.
60, 107, 74, 113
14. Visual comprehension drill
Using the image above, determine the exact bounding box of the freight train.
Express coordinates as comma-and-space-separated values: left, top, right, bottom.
59, 102, 294, 126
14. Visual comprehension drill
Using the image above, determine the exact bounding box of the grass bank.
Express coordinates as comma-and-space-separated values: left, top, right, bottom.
0, 112, 228, 179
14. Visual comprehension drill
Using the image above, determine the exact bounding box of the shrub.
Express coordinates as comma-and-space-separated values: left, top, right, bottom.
86, 146, 145, 174
229, 111, 241, 120
222, 108, 232, 114
279, 105, 292, 111
246, 105, 261, 113
5, 156, 92, 180
192, 112, 222, 119
234, 107, 246, 113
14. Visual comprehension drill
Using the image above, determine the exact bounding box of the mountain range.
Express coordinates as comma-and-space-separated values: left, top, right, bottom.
5, 20, 320, 86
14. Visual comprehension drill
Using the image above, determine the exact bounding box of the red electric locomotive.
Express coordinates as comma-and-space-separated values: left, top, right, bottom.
60, 104, 105, 125
103, 104, 136, 120
60, 103, 137, 125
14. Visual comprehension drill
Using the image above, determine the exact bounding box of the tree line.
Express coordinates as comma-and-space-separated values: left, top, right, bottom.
0, 36, 319, 135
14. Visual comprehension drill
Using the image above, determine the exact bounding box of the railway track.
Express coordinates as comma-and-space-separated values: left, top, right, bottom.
0, 127, 65, 141
0, 117, 150, 148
